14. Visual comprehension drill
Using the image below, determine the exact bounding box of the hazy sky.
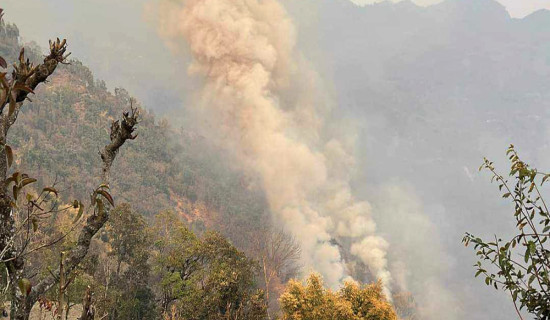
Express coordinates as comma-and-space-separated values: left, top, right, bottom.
350, 0, 550, 17
2, 0, 187, 112
2, 0, 548, 110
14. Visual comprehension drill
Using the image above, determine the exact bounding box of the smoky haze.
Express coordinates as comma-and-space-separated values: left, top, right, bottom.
282, 0, 550, 319
348, 0, 550, 18
2, 0, 188, 113
4, 0, 550, 319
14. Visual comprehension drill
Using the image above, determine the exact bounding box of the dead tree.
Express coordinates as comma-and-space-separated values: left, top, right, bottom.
249, 227, 301, 318
0, 9, 139, 320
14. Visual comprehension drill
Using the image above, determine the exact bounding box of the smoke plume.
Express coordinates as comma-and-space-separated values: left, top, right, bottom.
153, 0, 392, 292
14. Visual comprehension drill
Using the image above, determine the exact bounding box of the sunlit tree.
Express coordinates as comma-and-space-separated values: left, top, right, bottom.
279, 273, 397, 320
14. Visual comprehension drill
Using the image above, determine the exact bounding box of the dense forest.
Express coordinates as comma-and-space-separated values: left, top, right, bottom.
0, 11, 411, 320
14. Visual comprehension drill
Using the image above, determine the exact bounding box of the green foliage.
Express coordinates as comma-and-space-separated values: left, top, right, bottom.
151, 210, 267, 320
105, 203, 149, 266
101, 204, 157, 320
464, 145, 550, 319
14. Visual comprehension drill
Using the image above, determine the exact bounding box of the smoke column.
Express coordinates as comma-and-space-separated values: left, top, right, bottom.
153, 0, 392, 292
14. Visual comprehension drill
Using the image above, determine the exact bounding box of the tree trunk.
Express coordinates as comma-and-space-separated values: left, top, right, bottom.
57, 252, 65, 320
80, 287, 94, 320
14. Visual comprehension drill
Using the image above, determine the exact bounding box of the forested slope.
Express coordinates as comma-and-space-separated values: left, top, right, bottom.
0, 18, 268, 236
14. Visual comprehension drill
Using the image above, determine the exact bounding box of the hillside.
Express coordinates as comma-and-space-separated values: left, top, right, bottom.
0, 18, 268, 241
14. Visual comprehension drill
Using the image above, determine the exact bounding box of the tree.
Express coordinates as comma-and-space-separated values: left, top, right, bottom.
149, 210, 197, 314
463, 145, 550, 320
102, 203, 156, 320
0, 9, 139, 319
248, 227, 301, 318
392, 292, 418, 320
279, 273, 397, 320
106, 204, 150, 269
150, 210, 267, 320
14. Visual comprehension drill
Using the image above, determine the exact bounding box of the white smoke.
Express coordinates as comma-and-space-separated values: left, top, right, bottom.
152, 0, 392, 293
371, 182, 462, 319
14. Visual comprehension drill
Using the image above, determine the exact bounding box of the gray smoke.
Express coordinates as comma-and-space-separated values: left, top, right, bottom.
151, 0, 393, 293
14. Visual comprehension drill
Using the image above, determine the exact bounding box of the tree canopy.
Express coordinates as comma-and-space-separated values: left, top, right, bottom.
280, 273, 397, 320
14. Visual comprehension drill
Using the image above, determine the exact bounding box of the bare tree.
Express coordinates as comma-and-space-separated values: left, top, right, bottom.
0, 9, 139, 319
249, 227, 301, 319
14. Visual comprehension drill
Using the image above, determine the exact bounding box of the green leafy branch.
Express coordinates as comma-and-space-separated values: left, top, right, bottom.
463, 145, 550, 319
